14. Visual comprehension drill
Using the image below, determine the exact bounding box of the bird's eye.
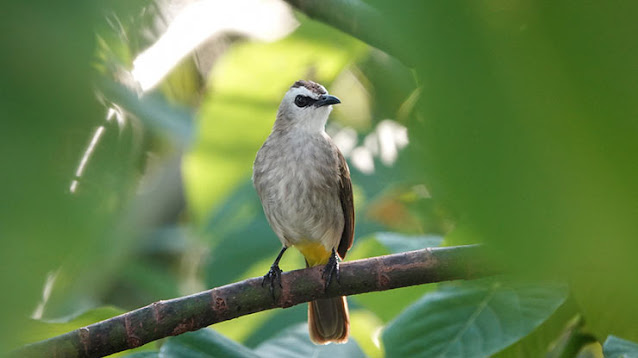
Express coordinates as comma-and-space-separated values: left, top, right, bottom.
294, 95, 312, 108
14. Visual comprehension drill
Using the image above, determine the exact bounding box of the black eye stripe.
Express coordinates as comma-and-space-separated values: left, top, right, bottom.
294, 95, 316, 108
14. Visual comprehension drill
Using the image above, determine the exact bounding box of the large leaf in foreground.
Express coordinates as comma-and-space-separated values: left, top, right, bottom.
382, 280, 567, 358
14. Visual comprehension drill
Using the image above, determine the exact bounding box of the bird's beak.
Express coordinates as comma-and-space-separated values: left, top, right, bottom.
314, 94, 341, 107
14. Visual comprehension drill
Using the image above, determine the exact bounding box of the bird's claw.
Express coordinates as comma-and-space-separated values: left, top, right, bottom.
322, 252, 340, 292
262, 264, 283, 300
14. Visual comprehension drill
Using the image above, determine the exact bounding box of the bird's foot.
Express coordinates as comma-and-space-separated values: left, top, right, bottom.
322, 250, 340, 292
262, 264, 283, 300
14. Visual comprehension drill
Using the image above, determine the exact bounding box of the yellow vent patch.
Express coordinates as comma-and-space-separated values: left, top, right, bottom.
295, 241, 331, 267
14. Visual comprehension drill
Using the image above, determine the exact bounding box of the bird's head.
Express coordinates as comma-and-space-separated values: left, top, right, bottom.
275, 80, 341, 132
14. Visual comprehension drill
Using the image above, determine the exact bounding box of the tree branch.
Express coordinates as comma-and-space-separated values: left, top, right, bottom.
16, 245, 495, 358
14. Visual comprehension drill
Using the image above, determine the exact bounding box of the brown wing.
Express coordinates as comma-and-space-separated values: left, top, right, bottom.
336, 149, 354, 259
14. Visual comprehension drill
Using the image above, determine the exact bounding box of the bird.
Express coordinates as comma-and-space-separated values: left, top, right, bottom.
252, 80, 354, 344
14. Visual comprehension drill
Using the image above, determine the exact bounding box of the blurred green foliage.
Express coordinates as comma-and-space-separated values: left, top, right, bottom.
384, 1, 638, 343
1, 0, 112, 351
4, 0, 638, 357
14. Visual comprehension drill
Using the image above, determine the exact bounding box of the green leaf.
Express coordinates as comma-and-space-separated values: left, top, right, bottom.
160, 329, 259, 358
375, 232, 443, 254
603, 335, 638, 358
255, 323, 366, 358
382, 280, 568, 358
493, 296, 581, 358
242, 305, 307, 347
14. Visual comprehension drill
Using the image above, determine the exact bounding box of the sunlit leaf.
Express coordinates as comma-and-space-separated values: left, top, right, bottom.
348, 309, 384, 358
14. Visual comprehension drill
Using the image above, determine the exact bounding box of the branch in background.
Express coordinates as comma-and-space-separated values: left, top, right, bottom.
16, 245, 495, 358
283, 0, 412, 65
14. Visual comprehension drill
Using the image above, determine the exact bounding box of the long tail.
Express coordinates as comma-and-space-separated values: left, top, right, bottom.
308, 296, 349, 344
298, 243, 350, 344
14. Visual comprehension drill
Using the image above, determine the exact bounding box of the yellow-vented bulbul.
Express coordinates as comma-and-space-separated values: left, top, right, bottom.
252, 80, 354, 344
